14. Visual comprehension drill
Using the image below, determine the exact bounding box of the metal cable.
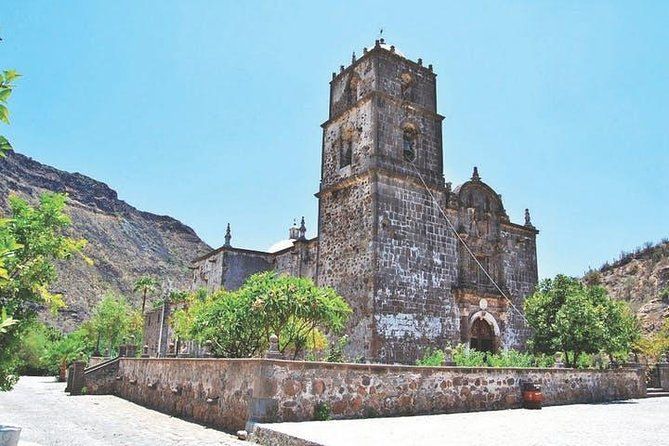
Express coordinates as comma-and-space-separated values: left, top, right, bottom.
408, 160, 529, 323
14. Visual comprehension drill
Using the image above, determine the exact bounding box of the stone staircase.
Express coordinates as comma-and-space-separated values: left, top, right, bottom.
646, 388, 669, 398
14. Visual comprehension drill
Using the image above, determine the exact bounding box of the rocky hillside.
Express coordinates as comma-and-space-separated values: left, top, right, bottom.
0, 151, 211, 330
586, 240, 669, 333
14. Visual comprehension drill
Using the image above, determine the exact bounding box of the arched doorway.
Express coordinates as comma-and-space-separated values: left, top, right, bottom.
469, 318, 495, 353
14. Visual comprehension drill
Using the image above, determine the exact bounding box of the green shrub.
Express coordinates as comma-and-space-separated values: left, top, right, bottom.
326, 335, 348, 363
416, 348, 445, 366
453, 344, 487, 367
487, 349, 535, 368
313, 402, 331, 421
532, 353, 555, 368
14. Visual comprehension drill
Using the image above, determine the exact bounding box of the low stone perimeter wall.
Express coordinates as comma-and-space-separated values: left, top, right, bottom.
85, 358, 646, 433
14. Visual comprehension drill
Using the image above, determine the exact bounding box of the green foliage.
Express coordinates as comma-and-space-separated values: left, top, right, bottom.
524, 274, 641, 367
171, 272, 352, 359
325, 335, 348, 363
583, 269, 602, 286
133, 275, 160, 313
0, 69, 19, 157
313, 402, 331, 421
16, 321, 61, 375
486, 349, 535, 368
90, 294, 143, 356
0, 193, 87, 390
416, 348, 445, 366
453, 344, 487, 367
635, 318, 669, 362
659, 287, 669, 302
43, 328, 92, 373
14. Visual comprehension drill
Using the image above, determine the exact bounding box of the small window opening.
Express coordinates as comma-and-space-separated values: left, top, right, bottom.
401, 72, 414, 102
403, 128, 417, 162
340, 140, 352, 168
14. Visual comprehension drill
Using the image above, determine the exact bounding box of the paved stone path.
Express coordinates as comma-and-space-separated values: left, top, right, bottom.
0, 376, 245, 446
258, 397, 669, 446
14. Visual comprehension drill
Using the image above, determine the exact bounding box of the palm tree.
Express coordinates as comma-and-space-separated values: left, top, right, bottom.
133, 276, 160, 313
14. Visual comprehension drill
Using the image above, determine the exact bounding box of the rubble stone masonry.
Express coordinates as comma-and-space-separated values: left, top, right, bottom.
86, 358, 646, 434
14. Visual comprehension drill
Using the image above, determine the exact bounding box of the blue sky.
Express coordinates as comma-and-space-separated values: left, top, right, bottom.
2, 1, 668, 279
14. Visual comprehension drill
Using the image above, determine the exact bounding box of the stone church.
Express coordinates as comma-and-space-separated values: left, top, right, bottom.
190, 40, 539, 364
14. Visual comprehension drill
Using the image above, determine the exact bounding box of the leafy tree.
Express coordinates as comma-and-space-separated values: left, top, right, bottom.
16, 321, 61, 375
90, 294, 142, 356
133, 276, 160, 313
0, 193, 86, 390
0, 68, 19, 157
524, 274, 640, 367
172, 272, 352, 359
43, 329, 92, 381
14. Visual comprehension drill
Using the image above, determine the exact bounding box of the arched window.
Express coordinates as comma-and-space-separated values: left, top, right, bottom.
402, 127, 417, 162
401, 72, 414, 101
340, 139, 352, 168
346, 74, 360, 106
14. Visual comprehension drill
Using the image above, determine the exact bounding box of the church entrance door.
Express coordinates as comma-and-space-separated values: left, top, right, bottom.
469, 317, 495, 354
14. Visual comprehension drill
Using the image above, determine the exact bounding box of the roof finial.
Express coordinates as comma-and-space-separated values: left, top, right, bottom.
224, 223, 232, 247
289, 219, 300, 240
352, 52, 356, 63
524, 209, 534, 228
299, 216, 307, 241
472, 166, 480, 181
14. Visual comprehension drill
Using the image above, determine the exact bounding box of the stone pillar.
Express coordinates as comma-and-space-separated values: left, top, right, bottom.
247, 360, 279, 433
69, 361, 87, 396
265, 334, 284, 360
442, 345, 454, 366
126, 344, 137, 358
658, 357, 669, 392
65, 365, 74, 393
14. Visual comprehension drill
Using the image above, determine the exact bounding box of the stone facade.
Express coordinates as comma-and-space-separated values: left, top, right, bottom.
186, 40, 539, 364
85, 358, 646, 434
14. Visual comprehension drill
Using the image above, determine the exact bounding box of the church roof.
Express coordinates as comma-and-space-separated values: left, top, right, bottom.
267, 239, 295, 253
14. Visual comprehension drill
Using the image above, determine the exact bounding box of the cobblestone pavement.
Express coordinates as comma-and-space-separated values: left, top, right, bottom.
258, 397, 669, 446
0, 376, 245, 446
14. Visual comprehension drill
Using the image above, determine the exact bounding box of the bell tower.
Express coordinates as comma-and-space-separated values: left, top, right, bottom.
317, 40, 456, 363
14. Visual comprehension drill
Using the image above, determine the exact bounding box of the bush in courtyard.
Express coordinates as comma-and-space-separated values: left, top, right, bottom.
486, 349, 535, 368
453, 344, 487, 367
416, 348, 445, 366
172, 272, 352, 359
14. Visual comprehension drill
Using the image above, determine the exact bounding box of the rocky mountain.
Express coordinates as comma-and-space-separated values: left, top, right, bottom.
0, 151, 211, 330
586, 240, 669, 333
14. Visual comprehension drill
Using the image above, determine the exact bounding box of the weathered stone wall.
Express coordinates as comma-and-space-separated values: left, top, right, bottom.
191, 248, 273, 293
273, 239, 319, 281
317, 178, 376, 361
84, 358, 119, 395
86, 358, 646, 433
374, 176, 458, 362
142, 305, 170, 357
659, 363, 669, 391
261, 361, 645, 423
100, 358, 257, 432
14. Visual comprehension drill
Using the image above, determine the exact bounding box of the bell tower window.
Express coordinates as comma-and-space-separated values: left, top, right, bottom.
346, 74, 360, 107
401, 72, 414, 102
402, 127, 417, 162
340, 140, 352, 168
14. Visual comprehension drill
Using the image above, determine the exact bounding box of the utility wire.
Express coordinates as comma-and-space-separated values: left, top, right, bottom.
408, 161, 528, 324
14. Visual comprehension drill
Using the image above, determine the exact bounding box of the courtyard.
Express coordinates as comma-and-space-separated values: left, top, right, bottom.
1, 376, 666, 446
